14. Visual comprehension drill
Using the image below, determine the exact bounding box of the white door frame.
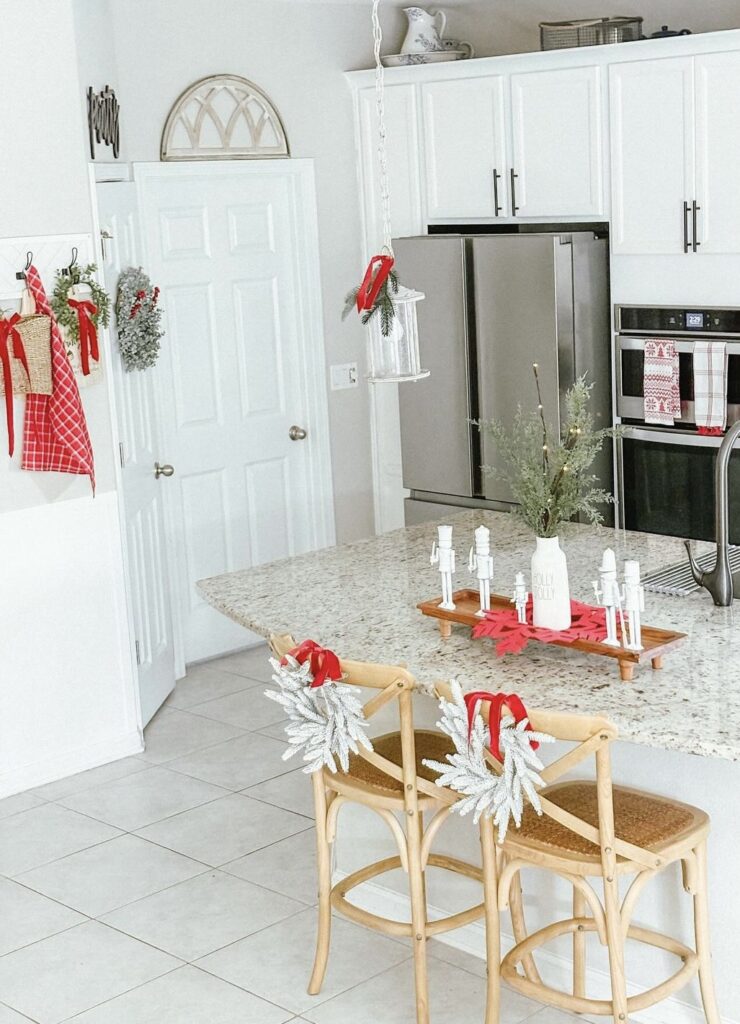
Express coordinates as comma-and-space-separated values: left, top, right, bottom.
133, 159, 336, 665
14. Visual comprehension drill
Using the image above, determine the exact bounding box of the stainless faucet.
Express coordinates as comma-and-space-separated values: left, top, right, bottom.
685, 419, 740, 605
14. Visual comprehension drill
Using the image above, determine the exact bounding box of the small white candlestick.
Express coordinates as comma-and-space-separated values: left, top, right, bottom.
592, 547, 624, 647
431, 524, 456, 610
468, 525, 494, 617
511, 571, 529, 625
622, 560, 645, 651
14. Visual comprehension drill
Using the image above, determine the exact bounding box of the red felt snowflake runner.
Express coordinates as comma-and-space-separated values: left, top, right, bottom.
472, 598, 608, 656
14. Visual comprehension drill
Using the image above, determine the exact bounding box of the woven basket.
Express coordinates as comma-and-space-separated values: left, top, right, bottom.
0, 315, 53, 396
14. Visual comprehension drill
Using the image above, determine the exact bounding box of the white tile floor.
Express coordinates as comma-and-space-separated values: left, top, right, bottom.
0, 646, 586, 1024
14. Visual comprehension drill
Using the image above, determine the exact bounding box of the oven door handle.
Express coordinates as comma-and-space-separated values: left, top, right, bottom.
617, 336, 740, 355
624, 426, 726, 448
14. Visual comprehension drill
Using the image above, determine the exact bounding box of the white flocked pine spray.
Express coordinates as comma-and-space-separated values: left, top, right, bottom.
424, 680, 554, 843
265, 655, 373, 774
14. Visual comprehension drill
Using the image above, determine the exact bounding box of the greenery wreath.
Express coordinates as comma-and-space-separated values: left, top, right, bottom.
114, 267, 164, 371
50, 262, 111, 341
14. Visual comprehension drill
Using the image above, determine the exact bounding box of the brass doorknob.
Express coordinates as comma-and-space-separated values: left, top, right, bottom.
288, 425, 307, 441
154, 462, 175, 479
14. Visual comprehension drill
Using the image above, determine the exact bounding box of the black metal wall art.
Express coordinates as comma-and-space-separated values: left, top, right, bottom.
87, 85, 120, 159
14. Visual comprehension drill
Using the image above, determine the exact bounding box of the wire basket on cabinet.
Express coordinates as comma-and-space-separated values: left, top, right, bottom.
540, 16, 643, 50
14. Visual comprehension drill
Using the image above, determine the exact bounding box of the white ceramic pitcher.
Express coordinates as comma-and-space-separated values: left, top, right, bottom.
401, 7, 447, 54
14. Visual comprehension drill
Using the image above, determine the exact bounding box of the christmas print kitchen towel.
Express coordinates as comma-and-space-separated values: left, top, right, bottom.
643, 339, 680, 426
693, 340, 727, 432
21, 265, 95, 491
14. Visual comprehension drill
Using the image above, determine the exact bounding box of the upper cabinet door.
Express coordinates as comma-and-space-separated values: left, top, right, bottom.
422, 77, 508, 219
358, 83, 423, 246
509, 66, 604, 219
695, 51, 740, 255
610, 57, 695, 254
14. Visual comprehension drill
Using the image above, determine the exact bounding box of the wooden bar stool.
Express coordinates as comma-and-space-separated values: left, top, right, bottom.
466, 698, 721, 1024
269, 635, 492, 1024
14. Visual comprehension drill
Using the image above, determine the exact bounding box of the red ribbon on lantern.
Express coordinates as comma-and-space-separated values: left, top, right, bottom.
463, 691, 539, 763
0, 314, 30, 456
356, 254, 394, 313
283, 640, 342, 689
67, 298, 99, 376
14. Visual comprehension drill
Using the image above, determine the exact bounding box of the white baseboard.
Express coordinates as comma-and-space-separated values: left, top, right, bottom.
334, 871, 734, 1024
0, 729, 143, 798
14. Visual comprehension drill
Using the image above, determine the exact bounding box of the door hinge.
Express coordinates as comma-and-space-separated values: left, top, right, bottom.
119, 441, 126, 468
135, 639, 141, 666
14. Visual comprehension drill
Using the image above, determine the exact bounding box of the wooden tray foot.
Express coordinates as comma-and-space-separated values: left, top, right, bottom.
618, 660, 635, 682
651, 655, 664, 671
439, 620, 453, 640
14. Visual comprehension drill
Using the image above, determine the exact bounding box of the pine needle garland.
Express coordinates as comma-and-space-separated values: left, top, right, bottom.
265, 655, 373, 774
342, 269, 400, 336
477, 368, 623, 538
424, 681, 554, 843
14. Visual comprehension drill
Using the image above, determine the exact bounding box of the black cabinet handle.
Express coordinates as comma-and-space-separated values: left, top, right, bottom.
492, 169, 502, 216
683, 201, 690, 253
692, 200, 701, 252
510, 168, 519, 216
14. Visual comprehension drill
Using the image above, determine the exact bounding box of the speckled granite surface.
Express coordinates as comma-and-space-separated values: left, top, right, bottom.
198, 511, 740, 761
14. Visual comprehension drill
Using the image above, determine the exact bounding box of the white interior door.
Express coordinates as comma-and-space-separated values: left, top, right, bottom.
96, 180, 177, 724
136, 160, 335, 664
509, 66, 603, 219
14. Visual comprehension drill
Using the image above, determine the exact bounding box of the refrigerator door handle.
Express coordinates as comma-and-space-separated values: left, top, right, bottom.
492, 168, 502, 216
510, 168, 519, 216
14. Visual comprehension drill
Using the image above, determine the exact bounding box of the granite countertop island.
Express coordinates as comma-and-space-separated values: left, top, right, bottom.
198, 511, 740, 762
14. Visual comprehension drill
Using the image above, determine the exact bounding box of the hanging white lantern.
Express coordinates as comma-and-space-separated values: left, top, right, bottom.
367, 285, 428, 382
345, 0, 428, 385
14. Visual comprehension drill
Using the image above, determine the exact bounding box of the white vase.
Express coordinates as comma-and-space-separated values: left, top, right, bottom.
531, 536, 571, 631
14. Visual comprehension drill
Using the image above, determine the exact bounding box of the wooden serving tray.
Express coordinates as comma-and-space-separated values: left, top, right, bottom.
417, 589, 687, 682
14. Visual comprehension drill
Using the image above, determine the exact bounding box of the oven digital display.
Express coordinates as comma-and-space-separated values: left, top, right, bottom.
685, 311, 705, 329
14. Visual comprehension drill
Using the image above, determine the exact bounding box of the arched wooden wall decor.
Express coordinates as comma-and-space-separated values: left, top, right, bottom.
160, 74, 289, 161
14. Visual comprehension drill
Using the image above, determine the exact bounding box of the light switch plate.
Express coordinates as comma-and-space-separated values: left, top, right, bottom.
330, 362, 359, 390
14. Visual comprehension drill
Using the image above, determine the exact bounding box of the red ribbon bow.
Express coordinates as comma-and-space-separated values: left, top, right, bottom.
463, 691, 538, 763
356, 254, 394, 313
283, 640, 342, 688
67, 298, 99, 376
0, 313, 30, 456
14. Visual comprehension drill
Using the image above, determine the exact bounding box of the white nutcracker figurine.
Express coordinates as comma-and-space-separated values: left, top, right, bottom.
622, 559, 645, 651
468, 525, 494, 616
511, 572, 529, 625
431, 524, 456, 610
592, 547, 625, 648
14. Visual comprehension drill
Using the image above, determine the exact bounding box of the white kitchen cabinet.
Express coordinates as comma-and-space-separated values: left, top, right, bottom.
694, 51, 740, 254
422, 77, 508, 219
509, 66, 604, 219
610, 57, 695, 255
357, 83, 423, 246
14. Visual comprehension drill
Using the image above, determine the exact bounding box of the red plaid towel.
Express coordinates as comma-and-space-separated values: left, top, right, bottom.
693, 341, 727, 431
643, 339, 680, 426
21, 266, 95, 491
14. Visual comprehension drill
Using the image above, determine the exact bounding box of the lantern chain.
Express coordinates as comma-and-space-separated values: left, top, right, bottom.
372, 0, 394, 259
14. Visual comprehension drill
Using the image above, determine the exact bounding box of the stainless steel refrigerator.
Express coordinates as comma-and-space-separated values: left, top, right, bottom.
393, 232, 612, 525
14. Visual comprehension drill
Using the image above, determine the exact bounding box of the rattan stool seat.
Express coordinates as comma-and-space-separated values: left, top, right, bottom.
508, 781, 708, 869
342, 730, 455, 795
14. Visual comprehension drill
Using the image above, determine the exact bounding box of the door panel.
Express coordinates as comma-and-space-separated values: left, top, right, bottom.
695, 51, 740, 255
136, 162, 334, 664
610, 57, 695, 254
423, 77, 508, 219
96, 181, 176, 725
473, 236, 564, 504
394, 236, 473, 497
510, 66, 603, 218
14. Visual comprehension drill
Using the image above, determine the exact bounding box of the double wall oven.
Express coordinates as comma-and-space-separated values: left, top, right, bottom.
616, 305, 740, 543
